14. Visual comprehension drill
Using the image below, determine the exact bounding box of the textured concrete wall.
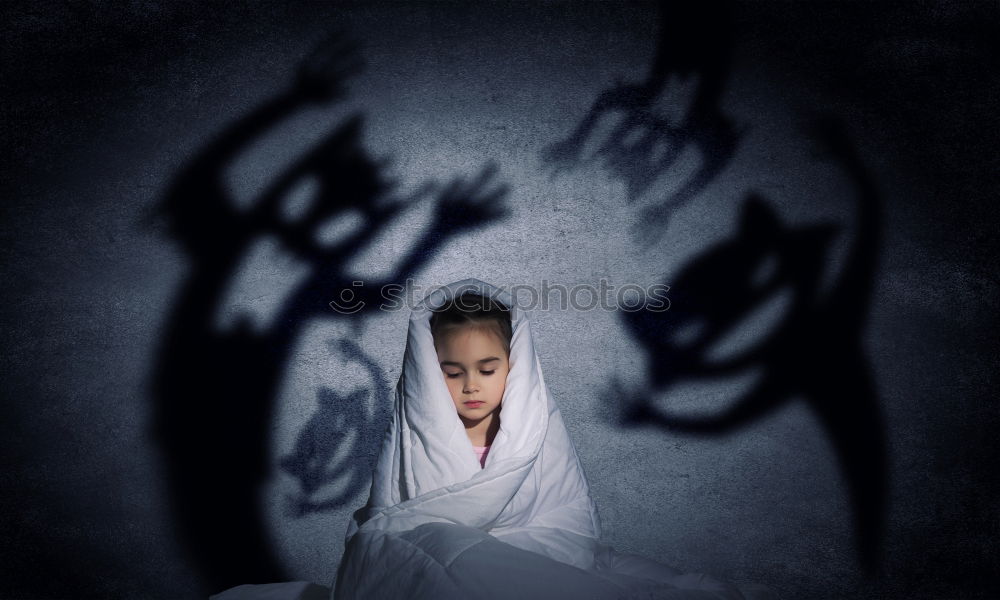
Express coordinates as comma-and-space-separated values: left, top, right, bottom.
3, 2, 998, 599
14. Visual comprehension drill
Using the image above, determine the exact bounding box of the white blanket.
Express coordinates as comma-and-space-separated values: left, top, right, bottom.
332, 278, 780, 600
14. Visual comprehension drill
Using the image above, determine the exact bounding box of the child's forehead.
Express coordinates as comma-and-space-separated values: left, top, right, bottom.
433, 325, 508, 355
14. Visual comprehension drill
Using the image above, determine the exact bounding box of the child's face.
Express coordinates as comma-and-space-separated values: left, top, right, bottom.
435, 326, 509, 427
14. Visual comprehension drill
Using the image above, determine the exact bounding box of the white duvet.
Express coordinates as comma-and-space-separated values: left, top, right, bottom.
214, 279, 781, 600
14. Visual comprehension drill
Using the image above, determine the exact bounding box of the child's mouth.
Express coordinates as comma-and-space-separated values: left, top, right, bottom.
464, 401, 485, 408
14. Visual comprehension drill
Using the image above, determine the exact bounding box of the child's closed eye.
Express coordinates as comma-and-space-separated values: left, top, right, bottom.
444, 370, 495, 378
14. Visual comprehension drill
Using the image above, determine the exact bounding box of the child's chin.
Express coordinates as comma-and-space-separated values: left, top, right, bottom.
460, 407, 494, 419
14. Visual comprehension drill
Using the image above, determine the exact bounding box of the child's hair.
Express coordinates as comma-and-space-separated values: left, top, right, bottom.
430, 291, 513, 357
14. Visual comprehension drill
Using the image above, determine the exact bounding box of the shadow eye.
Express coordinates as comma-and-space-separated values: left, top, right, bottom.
481, 370, 495, 376
280, 175, 319, 222
705, 285, 792, 363
315, 208, 365, 247
445, 373, 461, 379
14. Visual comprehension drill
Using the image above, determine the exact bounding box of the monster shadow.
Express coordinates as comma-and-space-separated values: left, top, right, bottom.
541, 0, 742, 248
279, 338, 393, 518
141, 32, 510, 594
602, 116, 887, 575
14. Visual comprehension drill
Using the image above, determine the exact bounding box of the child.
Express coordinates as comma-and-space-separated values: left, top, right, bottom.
429, 291, 512, 468
334, 278, 781, 599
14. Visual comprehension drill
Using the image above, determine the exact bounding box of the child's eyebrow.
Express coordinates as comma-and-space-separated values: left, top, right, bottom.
439, 357, 501, 368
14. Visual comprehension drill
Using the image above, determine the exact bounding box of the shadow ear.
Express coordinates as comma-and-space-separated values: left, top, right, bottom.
803, 223, 839, 244
793, 223, 841, 267
739, 193, 781, 236
316, 387, 339, 407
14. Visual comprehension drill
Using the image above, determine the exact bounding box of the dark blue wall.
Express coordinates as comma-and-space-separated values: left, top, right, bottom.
2, 1, 997, 599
